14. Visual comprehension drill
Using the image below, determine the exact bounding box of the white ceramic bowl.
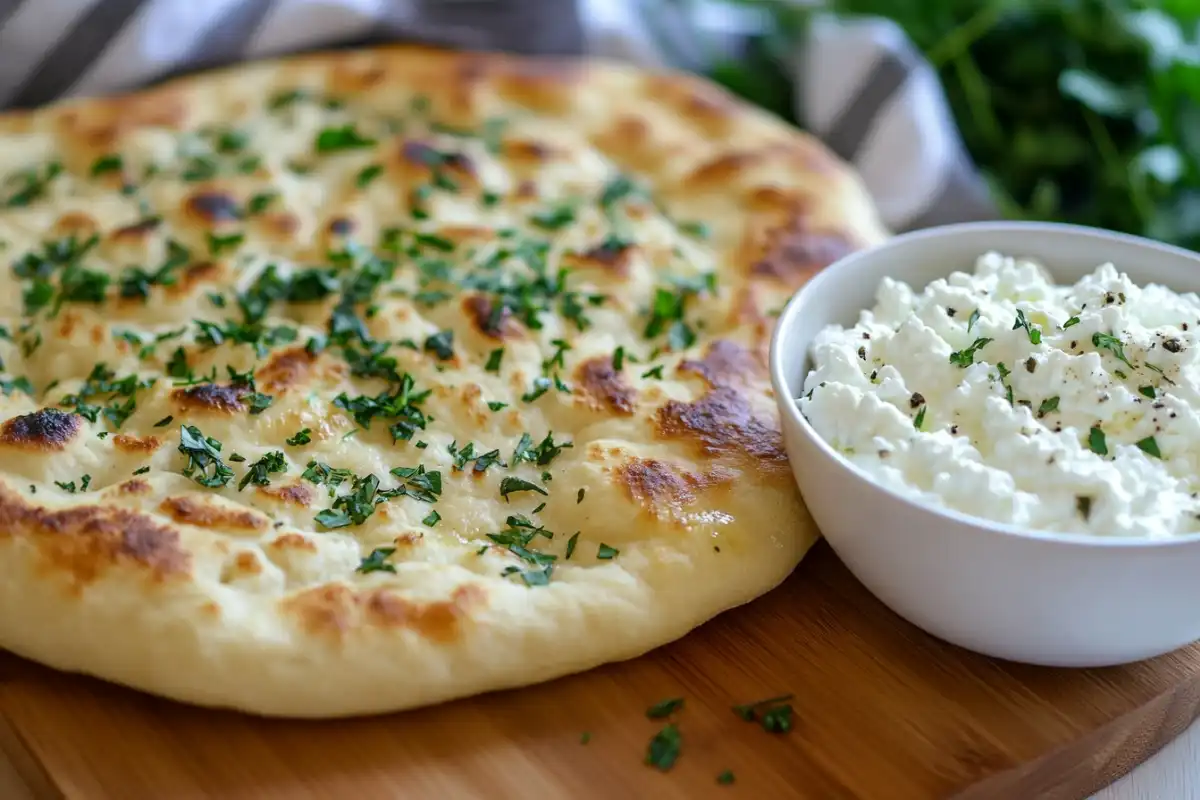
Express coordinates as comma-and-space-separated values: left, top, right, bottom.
770, 221, 1200, 668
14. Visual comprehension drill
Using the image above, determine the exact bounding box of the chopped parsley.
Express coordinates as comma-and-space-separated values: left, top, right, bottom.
487, 401, 508, 412
314, 123, 377, 153
178, 425, 234, 488
679, 220, 710, 239
1137, 436, 1162, 459
90, 154, 123, 176
612, 346, 625, 371
1037, 396, 1060, 417
301, 460, 354, 494
154, 415, 174, 427
489, 516, 557, 586
597, 543, 619, 560
717, 770, 735, 786
1012, 309, 1042, 344
948, 337, 993, 367
422, 510, 441, 527
1087, 425, 1108, 456
499, 476, 547, 501
1063, 315, 1081, 329
315, 473, 397, 529
530, 204, 576, 230
207, 231, 245, 256
913, 406, 926, 430
967, 308, 980, 332
565, 531, 580, 559
333, 378, 430, 442
356, 546, 397, 574
424, 330, 454, 360
1139, 385, 1156, 399
59, 363, 154, 429
646, 698, 685, 719
355, 164, 383, 188
237, 450, 287, 491
286, 428, 312, 446
645, 723, 682, 772
389, 465, 443, 503
246, 191, 277, 215
54, 474, 91, 493
641, 365, 665, 379
733, 694, 795, 734
1092, 332, 1133, 367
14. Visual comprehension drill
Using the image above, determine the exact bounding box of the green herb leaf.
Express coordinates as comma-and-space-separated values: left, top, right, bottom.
91, 154, 123, 176
1063, 316, 1081, 329
1012, 309, 1042, 344
597, 543, 619, 560
356, 164, 383, 188
246, 192, 277, 215
286, 428, 312, 446
967, 308, 980, 332
499, 476, 548, 501
1139, 385, 1156, 399
913, 406, 926, 430
565, 531, 580, 560
949, 337, 993, 368
716, 770, 735, 786
424, 330, 454, 360
237, 450, 286, 491
1038, 396, 1060, 417
315, 124, 377, 153
178, 424, 234, 488
357, 546, 397, 574
485, 347, 504, 373
207, 231, 244, 256
1137, 435, 1162, 458
1092, 332, 1133, 367
422, 509, 441, 527
644, 723, 681, 772
646, 698, 685, 719
1088, 425, 1108, 456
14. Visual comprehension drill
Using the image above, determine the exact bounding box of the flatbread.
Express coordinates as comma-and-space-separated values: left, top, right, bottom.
0, 46, 886, 717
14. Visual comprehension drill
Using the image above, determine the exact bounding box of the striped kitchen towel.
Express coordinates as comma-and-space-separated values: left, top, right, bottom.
0, 0, 995, 232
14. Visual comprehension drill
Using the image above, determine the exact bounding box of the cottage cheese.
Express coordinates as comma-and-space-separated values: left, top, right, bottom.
799, 252, 1200, 538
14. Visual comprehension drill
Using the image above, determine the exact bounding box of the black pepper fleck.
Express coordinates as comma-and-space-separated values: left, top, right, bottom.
909, 392, 925, 408
950, 425, 959, 434
947, 307, 957, 317
862, 332, 870, 340
857, 346, 866, 360
1163, 338, 1183, 353
1025, 357, 1037, 373
1070, 340, 1077, 349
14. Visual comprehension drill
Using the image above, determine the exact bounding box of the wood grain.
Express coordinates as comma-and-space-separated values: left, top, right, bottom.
1, 542, 1198, 800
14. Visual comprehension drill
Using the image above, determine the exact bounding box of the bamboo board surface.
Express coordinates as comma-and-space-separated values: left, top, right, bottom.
1, 542, 1198, 799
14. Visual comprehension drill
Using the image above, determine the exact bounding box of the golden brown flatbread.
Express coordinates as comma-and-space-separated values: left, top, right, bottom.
0, 46, 886, 717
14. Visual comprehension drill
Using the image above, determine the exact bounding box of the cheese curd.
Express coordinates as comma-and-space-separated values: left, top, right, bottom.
799, 252, 1200, 538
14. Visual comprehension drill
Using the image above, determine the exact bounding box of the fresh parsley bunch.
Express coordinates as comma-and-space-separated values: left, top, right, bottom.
671, 0, 1200, 249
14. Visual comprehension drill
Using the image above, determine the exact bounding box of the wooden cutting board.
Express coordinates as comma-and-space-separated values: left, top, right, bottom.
1, 542, 1198, 800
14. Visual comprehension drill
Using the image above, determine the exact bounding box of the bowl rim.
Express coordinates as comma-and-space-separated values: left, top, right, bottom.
769, 220, 1200, 549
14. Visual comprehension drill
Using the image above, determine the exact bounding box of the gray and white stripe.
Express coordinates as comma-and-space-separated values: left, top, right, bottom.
798, 15, 996, 232
0, 0, 583, 111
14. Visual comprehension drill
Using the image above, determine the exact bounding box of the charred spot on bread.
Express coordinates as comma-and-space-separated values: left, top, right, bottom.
656, 387, 788, 469
184, 191, 243, 225
576, 356, 635, 414
0, 409, 82, 451
171, 383, 248, 413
